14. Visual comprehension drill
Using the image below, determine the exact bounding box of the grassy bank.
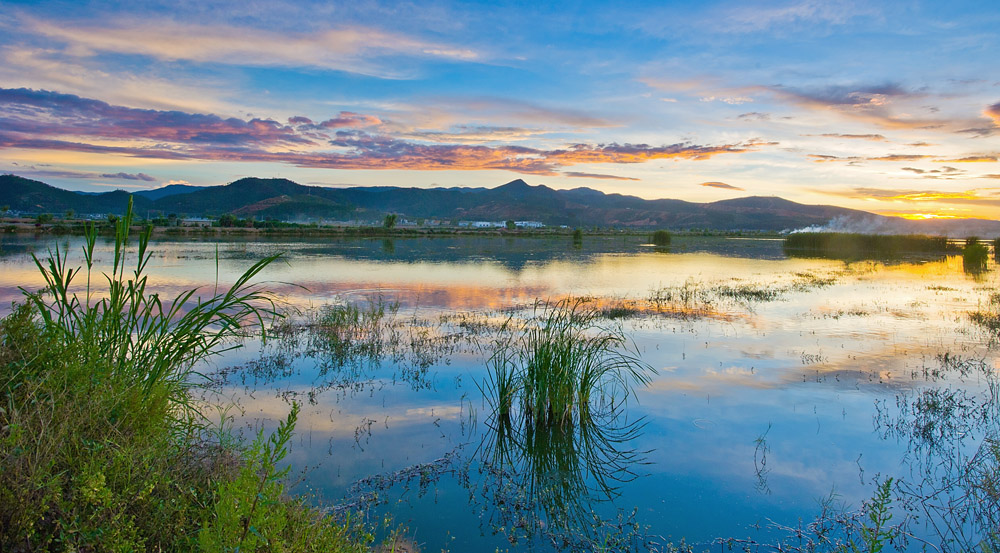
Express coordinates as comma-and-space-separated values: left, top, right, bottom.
0, 201, 371, 552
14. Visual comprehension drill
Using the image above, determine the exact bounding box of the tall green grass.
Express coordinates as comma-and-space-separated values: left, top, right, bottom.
650, 229, 671, 246
963, 237, 989, 274
0, 199, 370, 552
483, 300, 654, 427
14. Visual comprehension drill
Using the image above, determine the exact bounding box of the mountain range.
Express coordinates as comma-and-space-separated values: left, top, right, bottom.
3, 173, 1000, 235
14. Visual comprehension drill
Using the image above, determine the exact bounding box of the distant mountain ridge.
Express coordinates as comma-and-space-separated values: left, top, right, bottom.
3, 173, 1000, 235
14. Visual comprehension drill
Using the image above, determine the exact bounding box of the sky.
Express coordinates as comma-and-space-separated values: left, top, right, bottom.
1, 0, 998, 219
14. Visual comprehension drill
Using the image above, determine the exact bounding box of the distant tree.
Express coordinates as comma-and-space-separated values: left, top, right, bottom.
36, 213, 54, 225
64, 209, 74, 220
106, 214, 119, 225
506, 220, 516, 230
651, 230, 671, 246
572, 228, 583, 241
1, 205, 10, 216
383, 214, 397, 229
218, 214, 238, 228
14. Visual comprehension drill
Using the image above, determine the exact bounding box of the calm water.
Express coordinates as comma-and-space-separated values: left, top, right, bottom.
2, 233, 997, 552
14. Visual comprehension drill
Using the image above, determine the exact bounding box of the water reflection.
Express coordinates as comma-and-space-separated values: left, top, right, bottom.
472, 407, 648, 549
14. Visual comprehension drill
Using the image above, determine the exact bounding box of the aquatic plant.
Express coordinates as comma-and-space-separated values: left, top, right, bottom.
963, 240, 989, 273
784, 232, 953, 261
650, 229, 671, 246
483, 300, 654, 427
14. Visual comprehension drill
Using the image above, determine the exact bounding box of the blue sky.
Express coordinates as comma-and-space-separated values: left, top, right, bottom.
1, 0, 998, 218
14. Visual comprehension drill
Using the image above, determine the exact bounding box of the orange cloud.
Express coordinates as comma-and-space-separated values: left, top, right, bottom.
562, 172, 640, 181
699, 181, 745, 190
986, 102, 1000, 125
936, 155, 998, 162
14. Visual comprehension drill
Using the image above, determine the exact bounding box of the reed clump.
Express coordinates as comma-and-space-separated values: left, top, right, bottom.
0, 199, 370, 552
484, 300, 654, 427
963, 236, 989, 273
650, 229, 671, 246
784, 232, 953, 260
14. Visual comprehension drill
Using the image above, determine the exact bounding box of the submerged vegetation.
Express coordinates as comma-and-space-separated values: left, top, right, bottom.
0, 201, 371, 551
784, 232, 954, 261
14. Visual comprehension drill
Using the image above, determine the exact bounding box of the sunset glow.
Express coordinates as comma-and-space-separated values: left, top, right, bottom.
0, 1, 998, 219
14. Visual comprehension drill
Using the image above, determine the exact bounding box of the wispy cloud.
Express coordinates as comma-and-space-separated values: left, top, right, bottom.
100, 172, 156, 181
808, 153, 933, 162
562, 172, 640, 181
809, 133, 887, 141
23, 17, 480, 79
699, 181, 745, 190
937, 155, 998, 162
1, 164, 157, 182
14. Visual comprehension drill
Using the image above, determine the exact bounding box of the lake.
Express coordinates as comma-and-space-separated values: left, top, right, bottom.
3, 232, 997, 552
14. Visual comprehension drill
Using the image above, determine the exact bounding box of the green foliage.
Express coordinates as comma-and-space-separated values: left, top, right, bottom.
572, 228, 583, 242
650, 229, 671, 246
506, 219, 516, 230
383, 213, 397, 229
484, 300, 655, 427
200, 403, 367, 553
0, 198, 369, 552
35, 212, 53, 225
964, 241, 990, 274
850, 478, 897, 553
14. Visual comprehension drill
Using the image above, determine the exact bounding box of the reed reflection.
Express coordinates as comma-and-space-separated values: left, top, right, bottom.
472, 300, 654, 548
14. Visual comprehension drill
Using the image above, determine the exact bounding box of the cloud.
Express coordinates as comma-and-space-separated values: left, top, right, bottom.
737, 112, 771, 121
761, 83, 975, 131
900, 166, 965, 179
807, 153, 932, 163
0, 88, 767, 176
0, 88, 309, 146
714, 0, 881, 33
1, 164, 157, 182
562, 172, 640, 181
426, 97, 615, 129
99, 172, 157, 181
399, 126, 550, 144
700, 95, 753, 105
986, 102, 1000, 125
699, 181, 745, 190
24, 17, 479, 79
936, 155, 998, 162
810, 133, 887, 141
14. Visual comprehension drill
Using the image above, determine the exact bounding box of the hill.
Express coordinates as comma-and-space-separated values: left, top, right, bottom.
5, 173, 1000, 235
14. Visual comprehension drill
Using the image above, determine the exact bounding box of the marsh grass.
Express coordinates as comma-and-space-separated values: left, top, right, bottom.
650, 230, 671, 246
784, 232, 953, 261
963, 238, 989, 274
0, 199, 371, 552
483, 300, 655, 427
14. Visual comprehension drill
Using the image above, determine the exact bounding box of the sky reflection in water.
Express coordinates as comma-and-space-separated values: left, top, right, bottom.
1, 233, 997, 551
